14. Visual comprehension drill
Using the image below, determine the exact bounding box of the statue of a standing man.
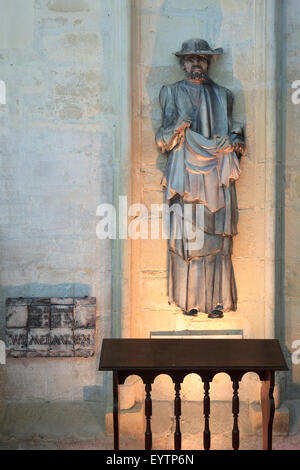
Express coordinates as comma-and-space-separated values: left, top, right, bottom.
156, 39, 245, 319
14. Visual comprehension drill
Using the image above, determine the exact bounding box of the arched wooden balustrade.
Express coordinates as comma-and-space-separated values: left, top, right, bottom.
101, 338, 288, 451
115, 369, 273, 451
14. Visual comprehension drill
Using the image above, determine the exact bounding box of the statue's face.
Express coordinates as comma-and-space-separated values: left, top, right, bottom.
183, 54, 209, 82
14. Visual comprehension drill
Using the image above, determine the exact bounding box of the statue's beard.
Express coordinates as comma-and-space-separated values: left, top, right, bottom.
186, 67, 208, 82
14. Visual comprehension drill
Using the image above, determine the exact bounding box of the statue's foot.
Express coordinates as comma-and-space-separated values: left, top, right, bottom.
183, 308, 198, 316
208, 305, 224, 319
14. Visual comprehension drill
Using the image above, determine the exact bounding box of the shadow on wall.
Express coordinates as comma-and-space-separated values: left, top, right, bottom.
145, 0, 246, 167
145, 0, 223, 171
0, 283, 92, 340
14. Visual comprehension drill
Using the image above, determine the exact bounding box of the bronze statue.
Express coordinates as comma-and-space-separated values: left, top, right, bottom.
156, 39, 245, 319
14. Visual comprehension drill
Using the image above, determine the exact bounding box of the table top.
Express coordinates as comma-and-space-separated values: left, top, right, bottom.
99, 338, 288, 371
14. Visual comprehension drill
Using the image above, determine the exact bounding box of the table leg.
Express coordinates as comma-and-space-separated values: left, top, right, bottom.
232, 381, 240, 450
203, 382, 211, 451
261, 370, 275, 450
113, 370, 120, 450
145, 383, 152, 450
174, 382, 182, 450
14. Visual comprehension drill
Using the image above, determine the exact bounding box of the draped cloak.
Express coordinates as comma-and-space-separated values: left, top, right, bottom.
155, 79, 244, 313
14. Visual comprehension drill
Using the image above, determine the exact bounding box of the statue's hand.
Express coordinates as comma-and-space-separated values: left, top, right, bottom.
175, 121, 191, 144
214, 135, 234, 153
233, 142, 245, 156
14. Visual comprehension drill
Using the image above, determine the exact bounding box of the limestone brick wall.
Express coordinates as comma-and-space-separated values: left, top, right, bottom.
0, 0, 117, 401
0, 0, 297, 414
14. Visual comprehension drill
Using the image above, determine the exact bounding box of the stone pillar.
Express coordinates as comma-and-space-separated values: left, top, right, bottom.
259, 0, 284, 340
105, 0, 137, 420
110, 0, 132, 339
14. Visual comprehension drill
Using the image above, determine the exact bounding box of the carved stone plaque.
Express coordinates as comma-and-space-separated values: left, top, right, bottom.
6, 297, 96, 358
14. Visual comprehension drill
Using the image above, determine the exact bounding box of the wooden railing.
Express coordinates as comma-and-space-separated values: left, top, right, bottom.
99, 338, 288, 450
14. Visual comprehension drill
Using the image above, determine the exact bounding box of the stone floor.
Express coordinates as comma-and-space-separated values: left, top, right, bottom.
1, 432, 300, 450
1, 400, 300, 450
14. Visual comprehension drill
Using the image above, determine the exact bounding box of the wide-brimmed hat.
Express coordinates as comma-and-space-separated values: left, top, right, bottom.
175, 38, 223, 57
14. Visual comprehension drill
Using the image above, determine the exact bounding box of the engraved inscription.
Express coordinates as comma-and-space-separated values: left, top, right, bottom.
6, 297, 96, 358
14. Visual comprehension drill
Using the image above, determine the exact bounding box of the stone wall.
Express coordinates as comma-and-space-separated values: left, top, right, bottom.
0, 0, 298, 435
0, 0, 116, 402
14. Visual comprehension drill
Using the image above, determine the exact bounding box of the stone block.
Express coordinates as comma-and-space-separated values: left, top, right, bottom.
141, 273, 168, 310
74, 305, 95, 329
233, 259, 265, 303
6, 304, 27, 328
58, 105, 83, 120
142, 164, 165, 189
142, 189, 166, 211
50, 297, 74, 304
167, 0, 212, 10
239, 302, 266, 339
74, 297, 96, 306
46, 0, 90, 13
6, 329, 27, 356
54, 69, 101, 99
28, 328, 50, 357
140, 238, 168, 271
284, 301, 300, 347
28, 305, 50, 328
120, 381, 136, 411
74, 328, 94, 357
50, 305, 73, 328
235, 161, 265, 209
141, 118, 161, 166
0, 401, 105, 441
249, 402, 290, 436
152, 401, 173, 434
50, 327, 74, 357
138, 309, 176, 337
6, 297, 96, 357
0, 0, 34, 50
285, 262, 300, 298
150, 373, 174, 402
44, 32, 101, 63
6, 298, 27, 306
233, 208, 265, 260
285, 207, 300, 260
29, 298, 51, 305
106, 403, 144, 437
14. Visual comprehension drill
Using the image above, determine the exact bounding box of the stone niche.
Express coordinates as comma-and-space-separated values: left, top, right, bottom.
6, 297, 96, 358
109, 0, 289, 425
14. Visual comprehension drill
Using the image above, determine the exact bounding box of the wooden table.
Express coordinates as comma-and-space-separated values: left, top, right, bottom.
99, 338, 288, 451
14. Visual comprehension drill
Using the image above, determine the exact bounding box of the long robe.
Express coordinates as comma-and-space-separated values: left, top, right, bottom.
156, 79, 244, 313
